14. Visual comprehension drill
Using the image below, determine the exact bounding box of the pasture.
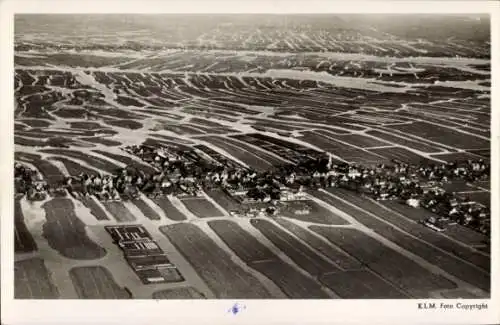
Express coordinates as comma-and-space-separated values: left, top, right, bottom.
69, 266, 131, 299
42, 198, 106, 259
15, 258, 60, 299
160, 223, 274, 298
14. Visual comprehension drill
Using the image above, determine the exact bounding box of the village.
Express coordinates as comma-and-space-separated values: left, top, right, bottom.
14, 143, 490, 236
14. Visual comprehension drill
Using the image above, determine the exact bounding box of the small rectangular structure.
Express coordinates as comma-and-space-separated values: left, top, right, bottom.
105, 225, 184, 284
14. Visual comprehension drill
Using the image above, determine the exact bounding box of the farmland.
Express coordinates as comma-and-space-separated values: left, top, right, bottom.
15, 258, 60, 299
207, 219, 331, 298
15, 199, 38, 253
279, 200, 349, 225
310, 226, 457, 297
159, 223, 274, 298
13, 14, 491, 300
152, 287, 206, 299
151, 197, 187, 221
311, 189, 490, 292
42, 198, 107, 259
69, 266, 132, 299
180, 197, 224, 218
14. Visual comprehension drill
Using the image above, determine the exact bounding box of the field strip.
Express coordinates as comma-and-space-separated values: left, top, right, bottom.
226, 136, 293, 164
305, 192, 368, 227
82, 196, 115, 221
232, 218, 338, 298
200, 190, 231, 217
372, 127, 458, 152
207, 218, 334, 298
160, 223, 274, 298
370, 198, 490, 257
333, 189, 490, 268
272, 217, 357, 269
326, 190, 490, 272
250, 218, 342, 276
14, 50, 491, 66
73, 196, 111, 224
316, 189, 489, 295
15, 258, 60, 299
309, 226, 458, 297
196, 222, 287, 298
130, 196, 164, 221
192, 142, 246, 169
20, 199, 81, 298
275, 217, 364, 271
168, 196, 197, 221
457, 189, 489, 194
260, 217, 346, 270
69, 266, 131, 299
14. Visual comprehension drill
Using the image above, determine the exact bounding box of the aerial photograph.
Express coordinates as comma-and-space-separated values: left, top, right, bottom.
13, 14, 490, 299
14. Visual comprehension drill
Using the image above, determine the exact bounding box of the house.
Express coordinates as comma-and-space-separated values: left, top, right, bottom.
406, 198, 420, 208
294, 207, 311, 215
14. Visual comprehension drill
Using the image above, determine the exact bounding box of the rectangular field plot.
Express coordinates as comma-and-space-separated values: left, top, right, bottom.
40, 149, 122, 174
15, 258, 59, 299
383, 201, 489, 247
275, 218, 363, 270
471, 180, 490, 191
368, 147, 436, 164
249, 260, 330, 298
217, 136, 290, 167
299, 131, 386, 164
199, 136, 274, 171
207, 220, 276, 262
92, 150, 157, 174
365, 130, 443, 152
205, 189, 242, 212
42, 198, 107, 260
250, 219, 340, 276
442, 180, 476, 193
319, 270, 408, 298
430, 152, 488, 163
181, 197, 224, 218
48, 157, 100, 176
231, 133, 321, 163
79, 196, 110, 220
130, 198, 162, 220
387, 122, 490, 149
160, 223, 274, 298
280, 200, 349, 225
101, 201, 137, 222
69, 266, 131, 299
151, 197, 187, 221
309, 226, 456, 297
15, 199, 38, 253
194, 144, 244, 169
207, 219, 330, 298
152, 287, 206, 299
312, 190, 489, 293
32, 159, 65, 187
322, 133, 391, 148
324, 190, 490, 288
457, 191, 490, 207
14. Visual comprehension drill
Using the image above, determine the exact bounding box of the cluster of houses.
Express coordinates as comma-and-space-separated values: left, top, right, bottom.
14, 142, 490, 235
315, 158, 490, 234
14, 163, 48, 201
